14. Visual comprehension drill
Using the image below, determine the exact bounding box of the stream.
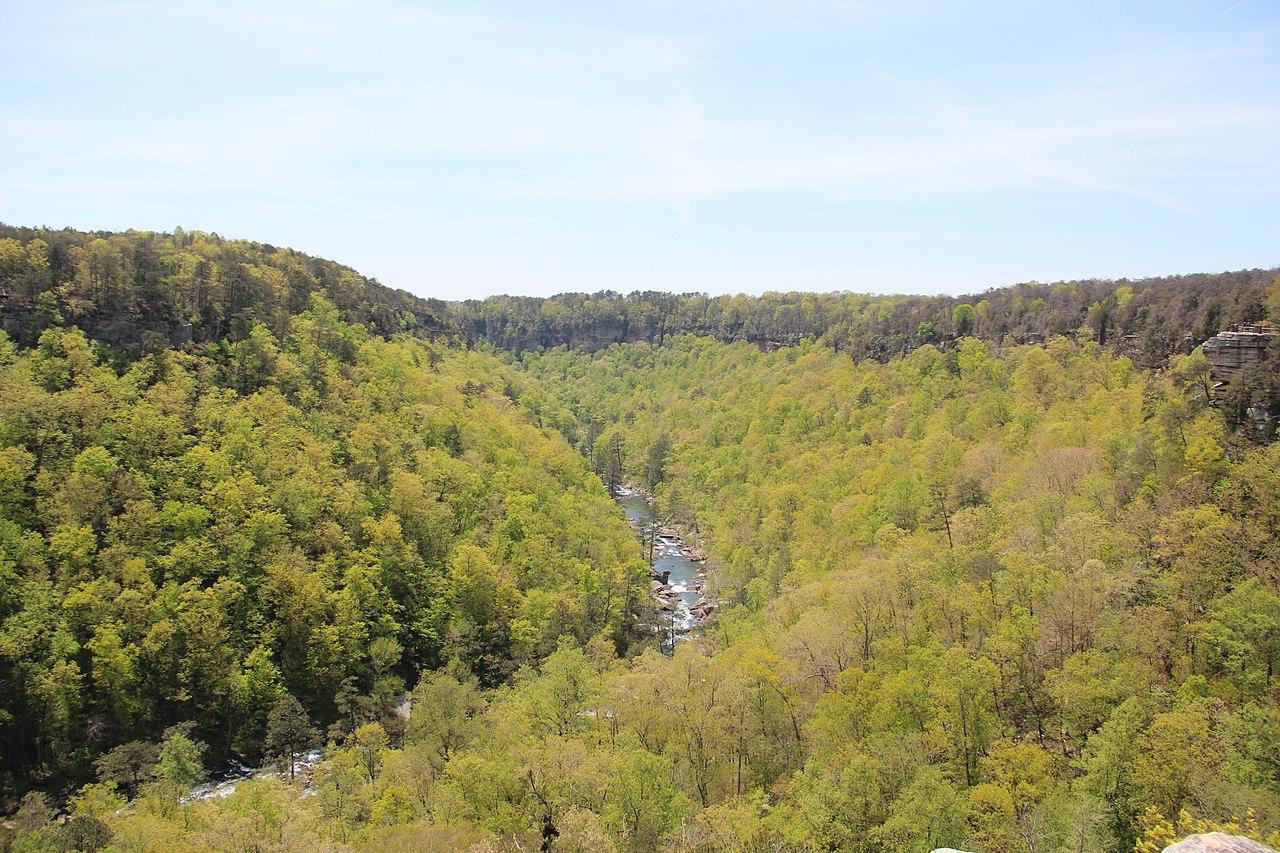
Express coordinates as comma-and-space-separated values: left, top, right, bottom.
614, 485, 715, 648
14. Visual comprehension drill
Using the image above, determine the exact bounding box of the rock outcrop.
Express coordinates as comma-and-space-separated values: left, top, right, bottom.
1203, 323, 1278, 385
1163, 833, 1279, 853
929, 837, 1279, 853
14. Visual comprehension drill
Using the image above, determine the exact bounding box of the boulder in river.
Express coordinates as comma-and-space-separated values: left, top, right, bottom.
689, 596, 719, 622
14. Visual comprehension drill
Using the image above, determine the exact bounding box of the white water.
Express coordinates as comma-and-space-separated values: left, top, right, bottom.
183, 749, 323, 802
615, 486, 706, 638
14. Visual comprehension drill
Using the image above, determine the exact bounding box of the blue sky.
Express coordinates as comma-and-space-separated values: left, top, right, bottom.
2, 0, 1277, 300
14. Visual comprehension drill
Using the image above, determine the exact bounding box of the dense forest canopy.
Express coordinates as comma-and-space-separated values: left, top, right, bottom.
511, 334, 1280, 851
2, 226, 1280, 853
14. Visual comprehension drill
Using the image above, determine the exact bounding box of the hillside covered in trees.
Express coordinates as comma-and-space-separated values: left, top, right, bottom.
2, 227, 1280, 853
0, 225, 452, 351
508, 334, 1280, 852
0, 228, 650, 848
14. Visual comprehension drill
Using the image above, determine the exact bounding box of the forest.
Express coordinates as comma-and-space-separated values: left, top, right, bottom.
2, 226, 1280, 853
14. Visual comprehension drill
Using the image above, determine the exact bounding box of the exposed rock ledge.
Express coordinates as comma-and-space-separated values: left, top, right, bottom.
1163, 834, 1279, 853
932, 837, 1278, 853
936, 835, 1274, 850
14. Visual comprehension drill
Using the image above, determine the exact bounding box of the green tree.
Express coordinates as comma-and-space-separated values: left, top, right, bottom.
264, 693, 318, 781
346, 721, 390, 782
154, 726, 207, 793
1202, 579, 1280, 697
405, 670, 486, 771
872, 767, 966, 851
94, 741, 159, 798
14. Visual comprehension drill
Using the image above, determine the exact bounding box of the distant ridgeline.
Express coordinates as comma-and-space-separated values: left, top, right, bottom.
0, 225, 454, 351
454, 268, 1279, 368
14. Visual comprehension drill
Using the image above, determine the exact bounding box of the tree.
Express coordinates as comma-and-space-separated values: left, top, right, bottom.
953, 303, 976, 337
519, 641, 603, 738
11, 791, 55, 833
644, 433, 670, 490
597, 432, 626, 494
94, 740, 159, 798
1131, 706, 1223, 818
604, 746, 686, 850
872, 767, 967, 851
405, 670, 485, 766
965, 783, 1018, 852
347, 721, 390, 781
154, 726, 207, 793
1202, 579, 1280, 697
54, 816, 113, 852
264, 693, 318, 781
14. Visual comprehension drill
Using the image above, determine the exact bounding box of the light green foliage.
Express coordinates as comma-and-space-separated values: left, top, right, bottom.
68, 781, 128, 821
155, 728, 206, 790
516, 640, 603, 737
871, 766, 967, 851
497, 333, 1280, 848
346, 722, 391, 781
1202, 579, 1280, 697
604, 746, 688, 850
1130, 706, 1223, 818
405, 670, 485, 770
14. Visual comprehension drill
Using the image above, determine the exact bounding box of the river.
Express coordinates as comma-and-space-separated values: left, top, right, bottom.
184, 749, 323, 802
614, 486, 711, 648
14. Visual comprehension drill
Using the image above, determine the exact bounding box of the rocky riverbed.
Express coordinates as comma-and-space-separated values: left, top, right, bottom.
615, 485, 718, 640
183, 750, 324, 802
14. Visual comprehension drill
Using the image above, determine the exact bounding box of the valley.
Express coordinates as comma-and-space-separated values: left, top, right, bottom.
1, 227, 1279, 852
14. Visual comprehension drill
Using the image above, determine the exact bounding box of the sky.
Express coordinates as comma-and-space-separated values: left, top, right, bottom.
1, 0, 1277, 301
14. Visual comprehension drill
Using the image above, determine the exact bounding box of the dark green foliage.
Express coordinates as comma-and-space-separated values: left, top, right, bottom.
94, 741, 159, 797
53, 816, 112, 852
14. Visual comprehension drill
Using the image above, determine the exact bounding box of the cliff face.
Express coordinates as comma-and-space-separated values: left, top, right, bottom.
454, 268, 1279, 366
0, 309, 194, 353
1203, 323, 1279, 385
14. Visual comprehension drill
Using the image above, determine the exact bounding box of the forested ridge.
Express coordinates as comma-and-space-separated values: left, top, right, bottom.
2, 227, 1280, 852
456, 268, 1277, 366
0, 224, 453, 351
